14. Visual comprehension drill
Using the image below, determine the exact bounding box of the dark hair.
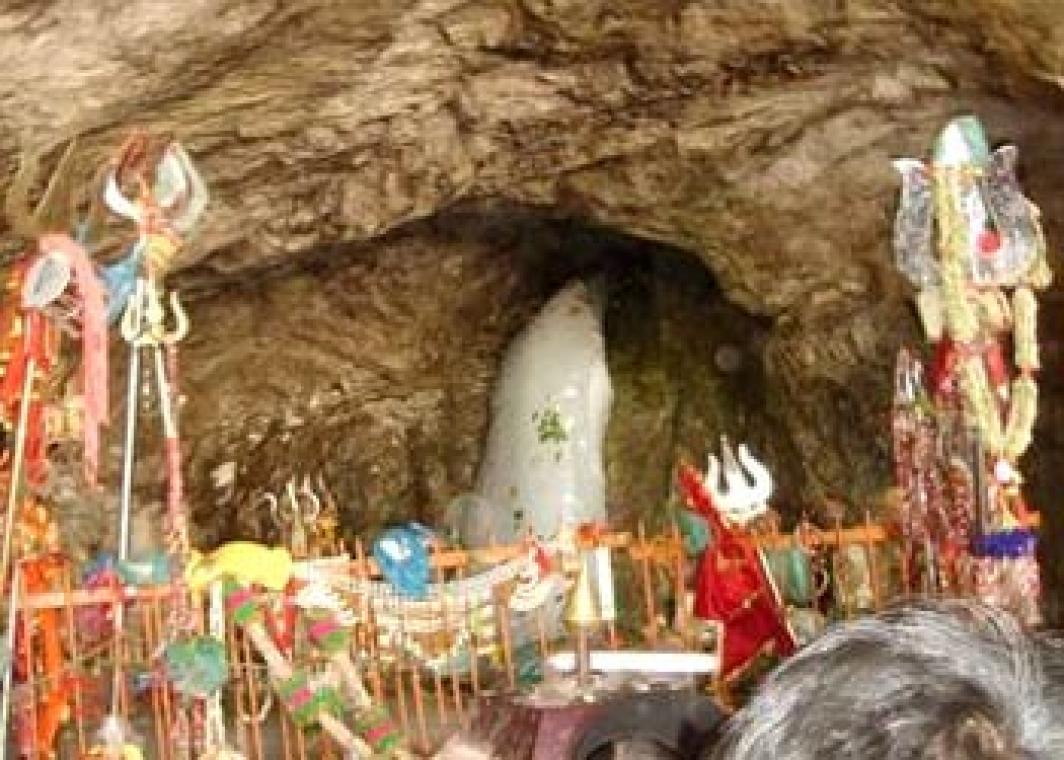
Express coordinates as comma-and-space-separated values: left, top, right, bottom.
711, 599, 1064, 759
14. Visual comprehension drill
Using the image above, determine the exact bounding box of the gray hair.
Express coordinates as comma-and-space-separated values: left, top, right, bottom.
711, 599, 1064, 759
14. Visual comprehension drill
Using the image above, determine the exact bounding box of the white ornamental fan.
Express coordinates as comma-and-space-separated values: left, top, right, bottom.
22, 250, 71, 309
103, 171, 142, 223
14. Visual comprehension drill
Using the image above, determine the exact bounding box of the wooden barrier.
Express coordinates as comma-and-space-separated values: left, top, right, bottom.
9, 512, 1044, 757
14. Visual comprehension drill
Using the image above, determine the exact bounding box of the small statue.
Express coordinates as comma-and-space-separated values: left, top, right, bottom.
679, 463, 795, 682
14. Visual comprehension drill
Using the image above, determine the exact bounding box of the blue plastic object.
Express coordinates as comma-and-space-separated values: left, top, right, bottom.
971, 528, 1037, 559
372, 523, 433, 599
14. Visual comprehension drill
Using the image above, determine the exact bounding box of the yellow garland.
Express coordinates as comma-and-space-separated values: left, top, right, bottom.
934, 171, 978, 335
1013, 286, 1039, 371
940, 257, 978, 344
958, 356, 1004, 454
916, 287, 945, 341
1004, 375, 1038, 461
1027, 200, 1053, 290
976, 290, 1010, 335
932, 169, 1043, 461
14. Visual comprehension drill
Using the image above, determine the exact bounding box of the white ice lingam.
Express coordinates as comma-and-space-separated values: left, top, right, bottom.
455, 279, 613, 547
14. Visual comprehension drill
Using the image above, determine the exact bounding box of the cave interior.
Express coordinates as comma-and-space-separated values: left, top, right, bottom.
7, 3, 1064, 755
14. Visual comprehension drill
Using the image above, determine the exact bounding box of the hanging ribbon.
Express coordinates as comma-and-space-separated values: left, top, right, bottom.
38, 234, 108, 486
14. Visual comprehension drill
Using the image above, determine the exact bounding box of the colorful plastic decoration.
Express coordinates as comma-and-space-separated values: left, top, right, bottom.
163, 636, 229, 698
894, 115, 1048, 290
676, 508, 711, 557
355, 705, 403, 754
185, 542, 293, 592
116, 551, 172, 586
372, 524, 433, 599
100, 244, 142, 326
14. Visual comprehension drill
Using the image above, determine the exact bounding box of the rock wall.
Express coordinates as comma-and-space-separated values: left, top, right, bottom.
99, 214, 792, 548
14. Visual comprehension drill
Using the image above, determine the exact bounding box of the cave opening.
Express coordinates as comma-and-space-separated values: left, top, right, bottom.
168, 207, 779, 549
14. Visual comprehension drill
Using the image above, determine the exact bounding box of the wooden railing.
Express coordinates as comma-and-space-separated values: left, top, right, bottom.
9, 512, 1041, 757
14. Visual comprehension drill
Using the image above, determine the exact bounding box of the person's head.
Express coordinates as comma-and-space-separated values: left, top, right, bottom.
711, 599, 1064, 759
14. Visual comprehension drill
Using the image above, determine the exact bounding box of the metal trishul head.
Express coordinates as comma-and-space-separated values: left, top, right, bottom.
705, 435, 774, 525
120, 280, 189, 347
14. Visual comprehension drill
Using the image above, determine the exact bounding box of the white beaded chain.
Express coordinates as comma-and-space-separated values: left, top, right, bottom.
291, 547, 566, 671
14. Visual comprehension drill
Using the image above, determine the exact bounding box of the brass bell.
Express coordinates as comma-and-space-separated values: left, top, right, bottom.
566, 557, 601, 628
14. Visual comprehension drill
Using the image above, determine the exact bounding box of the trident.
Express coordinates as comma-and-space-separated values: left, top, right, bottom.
116, 277, 188, 560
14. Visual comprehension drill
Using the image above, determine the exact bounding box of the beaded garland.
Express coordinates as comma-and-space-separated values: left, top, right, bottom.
291, 541, 565, 674
931, 157, 1047, 466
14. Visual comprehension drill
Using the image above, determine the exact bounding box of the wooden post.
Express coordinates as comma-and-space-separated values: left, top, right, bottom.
62, 568, 87, 757
224, 607, 249, 758
352, 538, 384, 707
864, 511, 882, 610
279, 693, 294, 760
442, 591, 464, 725
401, 598, 429, 754
295, 712, 307, 760
239, 625, 265, 760
430, 545, 448, 728
670, 522, 687, 646
140, 600, 166, 760
834, 517, 850, 619
900, 539, 912, 596
535, 605, 549, 661
495, 586, 516, 691
638, 521, 658, 645
389, 594, 411, 746
21, 569, 39, 760
461, 568, 482, 701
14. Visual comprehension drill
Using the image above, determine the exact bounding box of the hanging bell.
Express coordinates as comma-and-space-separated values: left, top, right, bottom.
566, 557, 601, 628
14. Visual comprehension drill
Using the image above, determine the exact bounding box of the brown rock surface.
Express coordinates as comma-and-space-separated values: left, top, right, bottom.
3, 1, 1064, 613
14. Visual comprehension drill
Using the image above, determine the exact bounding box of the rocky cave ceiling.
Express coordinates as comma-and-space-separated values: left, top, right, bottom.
3, 0, 1064, 605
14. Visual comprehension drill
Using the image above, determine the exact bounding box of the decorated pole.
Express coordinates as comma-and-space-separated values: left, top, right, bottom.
0, 350, 34, 590
0, 562, 22, 760
891, 115, 1050, 621
116, 302, 140, 562
223, 579, 373, 757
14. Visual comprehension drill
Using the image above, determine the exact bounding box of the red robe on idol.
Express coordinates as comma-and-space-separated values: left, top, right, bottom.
679, 464, 796, 681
